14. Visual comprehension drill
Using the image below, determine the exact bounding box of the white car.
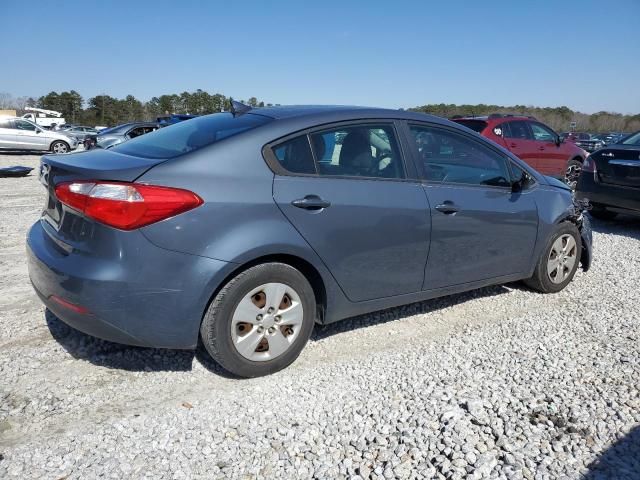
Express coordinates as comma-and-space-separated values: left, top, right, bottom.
0, 117, 78, 153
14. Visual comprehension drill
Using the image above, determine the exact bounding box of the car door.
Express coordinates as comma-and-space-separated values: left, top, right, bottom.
529, 121, 565, 176
13, 119, 48, 150
406, 123, 538, 291
503, 121, 539, 170
269, 121, 431, 302
0, 118, 17, 148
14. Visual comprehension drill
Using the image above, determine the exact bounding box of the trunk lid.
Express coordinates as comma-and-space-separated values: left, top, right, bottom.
592, 145, 640, 188
39, 149, 165, 232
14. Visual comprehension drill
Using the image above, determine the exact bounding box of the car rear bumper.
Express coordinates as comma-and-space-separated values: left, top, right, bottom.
27, 220, 234, 349
575, 172, 640, 215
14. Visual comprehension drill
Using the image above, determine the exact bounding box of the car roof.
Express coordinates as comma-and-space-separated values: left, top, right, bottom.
246, 105, 440, 122
453, 115, 533, 123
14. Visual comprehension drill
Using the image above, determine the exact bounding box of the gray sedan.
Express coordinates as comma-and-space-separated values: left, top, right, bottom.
61, 126, 99, 142
88, 122, 160, 149
28, 105, 592, 378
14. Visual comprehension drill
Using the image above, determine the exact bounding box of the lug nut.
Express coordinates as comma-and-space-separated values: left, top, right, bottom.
257, 326, 264, 333
256, 314, 263, 321
275, 315, 281, 323
267, 307, 275, 314
268, 327, 276, 334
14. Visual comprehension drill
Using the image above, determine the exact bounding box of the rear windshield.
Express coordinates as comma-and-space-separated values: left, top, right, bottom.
113, 113, 271, 159
621, 131, 640, 146
454, 120, 487, 133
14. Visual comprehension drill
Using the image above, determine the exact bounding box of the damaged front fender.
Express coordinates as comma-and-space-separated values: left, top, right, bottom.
567, 198, 593, 272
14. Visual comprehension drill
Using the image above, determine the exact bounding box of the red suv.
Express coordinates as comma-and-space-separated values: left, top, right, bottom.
453, 114, 586, 187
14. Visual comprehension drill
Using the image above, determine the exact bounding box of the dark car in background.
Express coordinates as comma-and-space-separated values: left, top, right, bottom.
561, 132, 605, 153
453, 114, 587, 187
84, 122, 159, 149
27, 106, 592, 378
576, 130, 640, 219
156, 114, 197, 127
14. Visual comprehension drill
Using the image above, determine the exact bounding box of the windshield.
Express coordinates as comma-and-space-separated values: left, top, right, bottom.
113, 113, 272, 159
621, 131, 640, 146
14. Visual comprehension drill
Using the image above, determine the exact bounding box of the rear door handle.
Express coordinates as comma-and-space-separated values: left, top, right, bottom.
538, 146, 545, 151
435, 202, 460, 214
291, 195, 331, 210
510, 143, 518, 148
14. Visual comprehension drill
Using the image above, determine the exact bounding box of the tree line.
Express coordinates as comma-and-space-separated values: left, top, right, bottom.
1, 91, 638, 133
0, 90, 270, 127
410, 103, 640, 134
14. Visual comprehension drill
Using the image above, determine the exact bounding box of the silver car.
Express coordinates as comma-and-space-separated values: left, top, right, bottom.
92, 122, 160, 149
0, 117, 78, 153
62, 125, 99, 142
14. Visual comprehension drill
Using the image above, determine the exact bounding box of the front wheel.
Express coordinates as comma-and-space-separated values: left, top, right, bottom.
200, 263, 316, 378
524, 223, 582, 293
564, 159, 582, 190
50, 141, 69, 154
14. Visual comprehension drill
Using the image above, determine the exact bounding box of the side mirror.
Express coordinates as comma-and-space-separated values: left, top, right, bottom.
555, 135, 562, 146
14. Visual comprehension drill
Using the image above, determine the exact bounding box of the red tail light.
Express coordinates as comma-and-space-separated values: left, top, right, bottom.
582, 155, 596, 173
55, 181, 203, 230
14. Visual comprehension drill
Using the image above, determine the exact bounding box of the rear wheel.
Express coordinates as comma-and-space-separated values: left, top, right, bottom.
525, 223, 581, 293
200, 263, 316, 378
50, 141, 69, 154
564, 158, 582, 190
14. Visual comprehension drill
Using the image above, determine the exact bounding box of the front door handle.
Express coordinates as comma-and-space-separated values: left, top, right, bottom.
435, 202, 460, 214
291, 195, 331, 210
538, 146, 545, 151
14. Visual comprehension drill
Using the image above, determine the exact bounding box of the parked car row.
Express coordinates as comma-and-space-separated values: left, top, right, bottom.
27, 104, 593, 377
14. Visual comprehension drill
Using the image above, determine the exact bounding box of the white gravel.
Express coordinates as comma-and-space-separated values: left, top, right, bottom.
1, 152, 639, 479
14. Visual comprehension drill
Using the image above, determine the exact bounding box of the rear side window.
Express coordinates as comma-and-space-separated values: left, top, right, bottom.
455, 120, 487, 133
113, 113, 271, 159
309, 125, 404, 179
273, 136, 316, 174
504, 121, 532, 140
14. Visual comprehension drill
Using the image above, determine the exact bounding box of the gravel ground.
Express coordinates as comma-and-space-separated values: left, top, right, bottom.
1, 152, 639, 479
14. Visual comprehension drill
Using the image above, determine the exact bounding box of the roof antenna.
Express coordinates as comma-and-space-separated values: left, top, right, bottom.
229, 98, 252, 116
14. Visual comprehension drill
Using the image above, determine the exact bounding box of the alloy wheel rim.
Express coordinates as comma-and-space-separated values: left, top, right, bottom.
231, 283, 303, 362
547, 234, 577, 284
53, 142, 68, 153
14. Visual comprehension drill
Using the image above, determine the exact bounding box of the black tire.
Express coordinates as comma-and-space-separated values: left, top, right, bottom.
50, 140, 70, 154
589, 205, 618, 220
200, 263, 316, 378
524, 222, 582, 293
564, 158, 582, 190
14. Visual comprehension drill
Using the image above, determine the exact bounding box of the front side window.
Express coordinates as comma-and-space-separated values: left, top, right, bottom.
309, 125, 404, 179
410, 125, 511, 188
504, 121, 532, 140
14, 120, 37, 131
530, 122, 556, 142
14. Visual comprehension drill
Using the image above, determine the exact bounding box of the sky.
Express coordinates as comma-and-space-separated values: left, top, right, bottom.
2, 0, 639, 114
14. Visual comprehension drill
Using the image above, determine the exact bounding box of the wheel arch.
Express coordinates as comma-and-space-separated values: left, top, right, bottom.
201, 253, 329, 328
49, 139, 70, 151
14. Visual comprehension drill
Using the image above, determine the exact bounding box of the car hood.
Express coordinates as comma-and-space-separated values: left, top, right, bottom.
544, 175, 571, 191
